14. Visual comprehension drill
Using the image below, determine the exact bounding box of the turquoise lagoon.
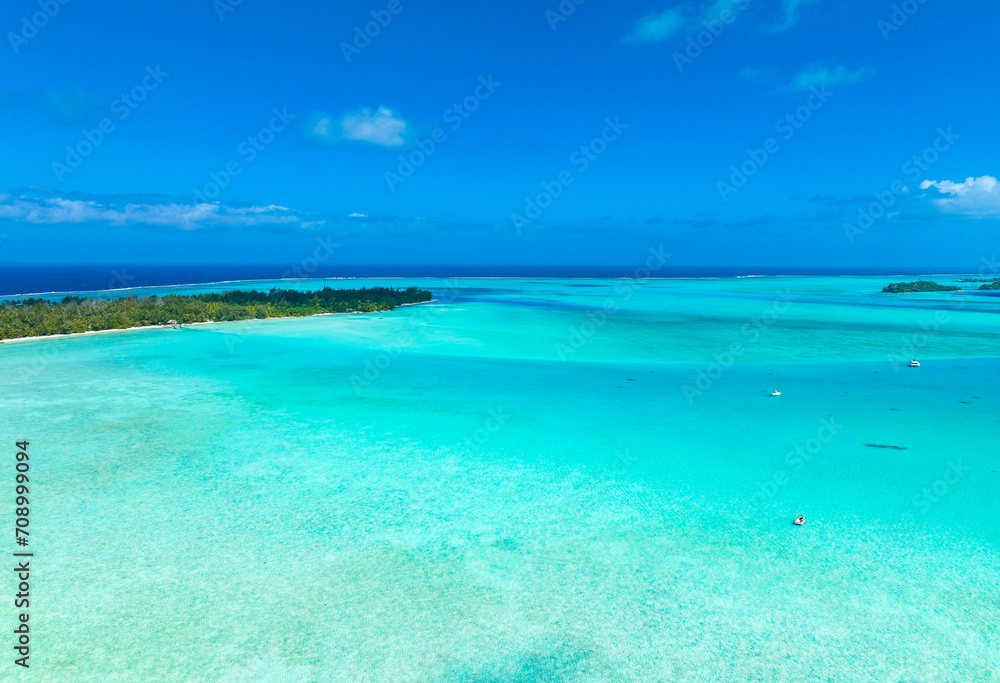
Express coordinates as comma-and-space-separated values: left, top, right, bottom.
1, 276, 998, 681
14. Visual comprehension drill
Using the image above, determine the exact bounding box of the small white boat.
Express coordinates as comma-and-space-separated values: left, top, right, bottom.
908, 359, 920, 367
794, 515, 805, 526
770, 390, 782, 397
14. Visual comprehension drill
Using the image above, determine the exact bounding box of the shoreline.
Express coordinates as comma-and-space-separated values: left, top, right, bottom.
1, 273, 988, 300
0, 301, 436, 346
0, 320, 216, 345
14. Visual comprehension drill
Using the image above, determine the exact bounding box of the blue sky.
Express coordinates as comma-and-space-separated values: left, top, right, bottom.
0, 0, 997, 267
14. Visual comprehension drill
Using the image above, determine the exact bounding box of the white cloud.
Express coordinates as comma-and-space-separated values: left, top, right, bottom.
311, 117, 332, 137
788, 64, 874, 90
340, 106, 407, 146
768, 0, 822, 32
348, 212, 368, 218
624, 0, 818, 44
0, 194, 305, 229
623, 7, 688, 44
305, 106, 409, 147
920, 176, 1000, 218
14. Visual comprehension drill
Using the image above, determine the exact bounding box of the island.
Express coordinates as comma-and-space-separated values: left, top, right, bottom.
0, 286, 432, 341
978, 280, 1000, 290
881, 280, 962, 293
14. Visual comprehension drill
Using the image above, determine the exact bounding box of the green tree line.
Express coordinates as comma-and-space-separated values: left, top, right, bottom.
0, 286, 432, 340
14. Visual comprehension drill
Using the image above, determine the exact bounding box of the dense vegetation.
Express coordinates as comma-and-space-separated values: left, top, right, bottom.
0, 286, 431, 340
978, 280, 1000, 290
882, 280, 962, 293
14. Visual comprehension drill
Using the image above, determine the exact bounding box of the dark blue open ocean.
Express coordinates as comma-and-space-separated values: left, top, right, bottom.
0, 263, 978, 297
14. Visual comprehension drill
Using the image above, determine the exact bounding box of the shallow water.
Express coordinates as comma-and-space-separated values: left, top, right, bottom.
2, 276, 998, 681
